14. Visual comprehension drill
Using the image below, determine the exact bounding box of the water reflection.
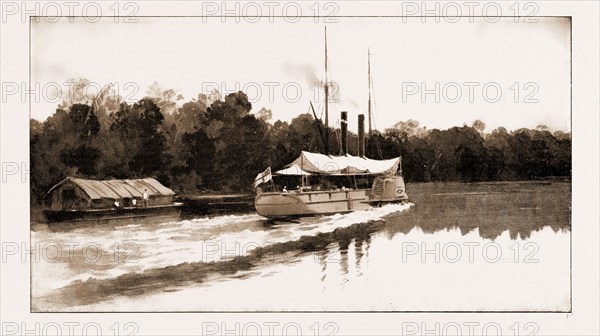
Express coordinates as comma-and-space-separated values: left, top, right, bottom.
354, 237, 365, 277
32, 182, 570, 311
384, 182, 570, 240
338, 243, 349, 286
317, 250, 328, 283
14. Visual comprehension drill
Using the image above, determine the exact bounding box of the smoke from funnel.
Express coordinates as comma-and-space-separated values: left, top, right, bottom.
282, 63, 342, 104
282, 63, 322, 87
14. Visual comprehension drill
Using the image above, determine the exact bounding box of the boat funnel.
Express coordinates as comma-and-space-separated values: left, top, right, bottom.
341, 111, 348, 155
358, 114, 365, 157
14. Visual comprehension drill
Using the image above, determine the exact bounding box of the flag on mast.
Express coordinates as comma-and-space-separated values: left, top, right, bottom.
253, 167, 272, 188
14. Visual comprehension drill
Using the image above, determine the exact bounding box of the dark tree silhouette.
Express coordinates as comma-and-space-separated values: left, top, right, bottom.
29, 88, 572, 202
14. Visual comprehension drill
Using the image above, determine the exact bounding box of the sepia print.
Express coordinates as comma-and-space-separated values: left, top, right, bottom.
28, 14, 571, 313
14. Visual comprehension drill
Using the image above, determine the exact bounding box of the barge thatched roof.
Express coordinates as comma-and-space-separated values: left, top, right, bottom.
45, 177, 175, 200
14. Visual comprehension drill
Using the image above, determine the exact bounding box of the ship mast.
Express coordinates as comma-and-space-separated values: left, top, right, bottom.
368, 48, 373, 137
367, 49, 383, 159
324, 27, 330, 155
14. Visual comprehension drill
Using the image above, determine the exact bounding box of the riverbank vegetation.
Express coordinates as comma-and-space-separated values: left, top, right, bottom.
30, 82, 571, 202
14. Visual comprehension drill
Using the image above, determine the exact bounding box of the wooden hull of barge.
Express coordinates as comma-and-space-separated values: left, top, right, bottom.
254, 189, 407, 219
43, 204, 182, 224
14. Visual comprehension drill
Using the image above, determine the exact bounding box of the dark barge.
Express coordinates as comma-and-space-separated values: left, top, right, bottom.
43, 177, 182, 223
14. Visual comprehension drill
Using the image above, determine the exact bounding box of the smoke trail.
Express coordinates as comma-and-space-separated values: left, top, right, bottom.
282, 62, 343, 104
282, 63, 322, 87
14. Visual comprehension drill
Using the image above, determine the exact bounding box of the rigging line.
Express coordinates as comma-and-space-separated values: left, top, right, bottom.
309, 98, 323, 122
370, 57, 381, 132
323, 29, 338, 125
308, 134, 317, 152
371, 69, 388, 137
368, 53, 384, 159
322, 26, 331, 155
370, 62, 379, 131
319, 99, 325, 120
334, 122, 343, 155
325, 34, 342, 155
327, 56, 336, 104
368, 48, 373, 136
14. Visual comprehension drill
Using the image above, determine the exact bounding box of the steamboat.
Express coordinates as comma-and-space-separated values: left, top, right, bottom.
254, 28, 409, 219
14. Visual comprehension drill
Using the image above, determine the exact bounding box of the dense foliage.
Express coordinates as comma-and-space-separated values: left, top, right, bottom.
30, 83, 571, 202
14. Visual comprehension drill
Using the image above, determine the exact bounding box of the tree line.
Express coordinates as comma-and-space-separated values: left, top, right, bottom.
30, 81, 571, 202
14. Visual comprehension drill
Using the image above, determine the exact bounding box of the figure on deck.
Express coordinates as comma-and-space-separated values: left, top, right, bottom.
143, 189, 149, 207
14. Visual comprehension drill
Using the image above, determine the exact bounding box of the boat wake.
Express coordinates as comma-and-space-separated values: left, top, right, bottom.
32, 204, 413, 310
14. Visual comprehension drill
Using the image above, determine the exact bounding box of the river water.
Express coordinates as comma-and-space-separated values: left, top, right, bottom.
31, 182, 571, 312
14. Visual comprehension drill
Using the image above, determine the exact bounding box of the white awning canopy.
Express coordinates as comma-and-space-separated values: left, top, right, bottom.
274, 164, 312, 175
274, 151, 400, 176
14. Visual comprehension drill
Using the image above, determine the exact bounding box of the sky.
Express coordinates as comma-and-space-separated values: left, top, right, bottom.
31, 17, 571, 132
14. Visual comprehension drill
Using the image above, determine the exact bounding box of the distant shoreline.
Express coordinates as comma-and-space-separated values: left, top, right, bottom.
30, 179, 571, 225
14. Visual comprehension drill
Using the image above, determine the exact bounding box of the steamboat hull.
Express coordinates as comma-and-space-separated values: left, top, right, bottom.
255, 189, 407, 219
43, 204, 182, 223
